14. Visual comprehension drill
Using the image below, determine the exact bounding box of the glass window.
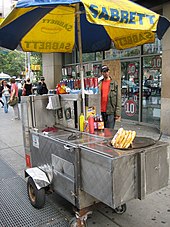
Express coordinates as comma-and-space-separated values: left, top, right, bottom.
121, 61, 140, 121
82, 53, 95, 62
142, 56, 162, 125
105, 46, 140, 60
143, 37, 162, 55
95, 52, 103, 61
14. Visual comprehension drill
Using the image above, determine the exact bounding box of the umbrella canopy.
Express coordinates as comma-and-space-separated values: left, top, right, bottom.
0, 0, 169, 116
0, 72, 11, 80
0, 0, 170, 53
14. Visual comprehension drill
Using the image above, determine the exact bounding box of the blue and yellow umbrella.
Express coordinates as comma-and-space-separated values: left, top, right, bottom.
0, 0, 170, 53
0, 0, 169, 116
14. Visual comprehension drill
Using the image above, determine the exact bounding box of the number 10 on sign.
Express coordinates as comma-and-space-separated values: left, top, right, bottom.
124, 100, 137, 117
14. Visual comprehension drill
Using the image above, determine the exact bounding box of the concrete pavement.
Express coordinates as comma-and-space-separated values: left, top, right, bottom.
0, 104, 170, 227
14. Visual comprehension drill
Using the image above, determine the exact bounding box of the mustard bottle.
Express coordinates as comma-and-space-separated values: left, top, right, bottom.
79, 113, 85, 132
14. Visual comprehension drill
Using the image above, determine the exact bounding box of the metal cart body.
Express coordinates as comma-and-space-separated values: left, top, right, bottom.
27, 128, 169, 210
21, 94, 169, 224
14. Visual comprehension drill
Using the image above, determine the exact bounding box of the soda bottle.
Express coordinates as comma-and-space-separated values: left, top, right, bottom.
98, 115, 104, 130
94, 115, 98, 130
84, 77, 89, 90
70, 78, 74, 90
78, 78, 81, 89
89, 77, 94, 93
93, 77, 99, 94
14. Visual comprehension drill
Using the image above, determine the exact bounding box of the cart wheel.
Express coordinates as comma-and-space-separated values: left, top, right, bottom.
69, 217, 87, 227
114, 204, 127, 215
27, 177, 45, 209
69, 218, 77, 227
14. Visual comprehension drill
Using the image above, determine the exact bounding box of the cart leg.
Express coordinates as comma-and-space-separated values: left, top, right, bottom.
69, 207, 92, 227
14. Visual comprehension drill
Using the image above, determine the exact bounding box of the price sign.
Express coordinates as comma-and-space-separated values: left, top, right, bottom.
151, 56, 162, 69
124, 99, 137, 117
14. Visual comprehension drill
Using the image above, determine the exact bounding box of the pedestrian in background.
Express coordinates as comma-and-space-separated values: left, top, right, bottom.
10, 78, 20, 120
22, 78, 32, 96
99, 65, 121, 128
0, 80, 4, 108
37, 76, 48, 95
2, 80, 10, 113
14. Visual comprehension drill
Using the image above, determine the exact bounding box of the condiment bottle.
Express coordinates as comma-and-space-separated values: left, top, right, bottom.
88, 116, 94, 134
79, 113, 85, 132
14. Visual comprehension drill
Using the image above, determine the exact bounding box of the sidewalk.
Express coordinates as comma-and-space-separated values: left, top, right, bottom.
0, 104, 170, 227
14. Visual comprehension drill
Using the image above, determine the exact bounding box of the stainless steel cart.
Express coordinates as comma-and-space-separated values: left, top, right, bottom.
21, 95, 169, 226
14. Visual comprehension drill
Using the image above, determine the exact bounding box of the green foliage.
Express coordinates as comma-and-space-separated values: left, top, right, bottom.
30, 52, 42, 66
0, 48, 42, 78
30, 52, 42, 82
0, 48, 25, 77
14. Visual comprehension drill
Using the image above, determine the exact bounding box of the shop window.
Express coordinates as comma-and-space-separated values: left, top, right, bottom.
143, 37, 162, 55
121, 61, 140, 122
82, 53, 95, 62
142, 56, 162, 125
95, 52, 103, 61
105, 46, 140, 60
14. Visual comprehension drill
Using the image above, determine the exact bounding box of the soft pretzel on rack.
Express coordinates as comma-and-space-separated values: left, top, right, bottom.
111, 128, 125, 147
124, 130, 136, 148
111, 128, 136, 149
119, 130, 131, 148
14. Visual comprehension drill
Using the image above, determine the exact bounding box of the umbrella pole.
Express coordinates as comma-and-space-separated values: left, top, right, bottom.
76, 4, 86, 118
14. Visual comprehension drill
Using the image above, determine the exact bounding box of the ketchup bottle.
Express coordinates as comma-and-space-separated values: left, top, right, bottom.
88, 116, 94, 134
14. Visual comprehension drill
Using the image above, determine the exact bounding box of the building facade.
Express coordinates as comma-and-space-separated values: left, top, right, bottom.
0, 0, 16, 18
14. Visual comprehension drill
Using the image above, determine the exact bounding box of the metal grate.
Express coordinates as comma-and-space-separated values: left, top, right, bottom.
0, 158, 69, 227
0, 158, 17, 180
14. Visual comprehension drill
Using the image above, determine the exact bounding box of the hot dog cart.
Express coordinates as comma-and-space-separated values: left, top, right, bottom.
21, 94, 169, 226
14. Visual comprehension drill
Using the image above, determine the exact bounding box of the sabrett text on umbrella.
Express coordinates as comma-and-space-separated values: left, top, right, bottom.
23, 41, 71, 50
114, 31, 153, 48
89, 5, 155, 25
42, 19, 73, 32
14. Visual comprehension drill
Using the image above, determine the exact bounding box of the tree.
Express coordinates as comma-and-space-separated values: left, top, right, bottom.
0, 48, 42, 80
30, 52, 42, 81
0, 48, 25, 77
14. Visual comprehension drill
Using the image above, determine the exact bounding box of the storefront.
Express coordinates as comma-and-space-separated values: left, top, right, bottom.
60, 36, 162, 127
104, 39, 162, 126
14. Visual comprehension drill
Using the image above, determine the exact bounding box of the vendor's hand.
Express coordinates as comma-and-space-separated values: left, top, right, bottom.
115, 116, 121, 121
10, 97, 13, 102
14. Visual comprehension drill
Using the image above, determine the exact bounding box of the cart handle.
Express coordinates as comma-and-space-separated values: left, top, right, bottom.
64, 145, 71, 150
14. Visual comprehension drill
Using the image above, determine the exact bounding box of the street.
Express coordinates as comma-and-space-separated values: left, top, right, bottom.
0, 104, 170, 227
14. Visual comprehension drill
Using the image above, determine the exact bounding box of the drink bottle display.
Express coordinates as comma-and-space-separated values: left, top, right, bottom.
93, 77, 99, 94
98, 115, 104, 130
94, 115, 98, 130
89, 77, 94, 93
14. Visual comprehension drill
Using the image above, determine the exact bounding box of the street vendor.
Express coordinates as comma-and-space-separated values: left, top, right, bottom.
99, 65, 121, 128
37, 76, 48, 95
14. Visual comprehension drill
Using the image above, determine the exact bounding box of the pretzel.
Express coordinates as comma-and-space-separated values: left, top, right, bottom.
111, 128, 136, 149
111, 128, 125, 147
